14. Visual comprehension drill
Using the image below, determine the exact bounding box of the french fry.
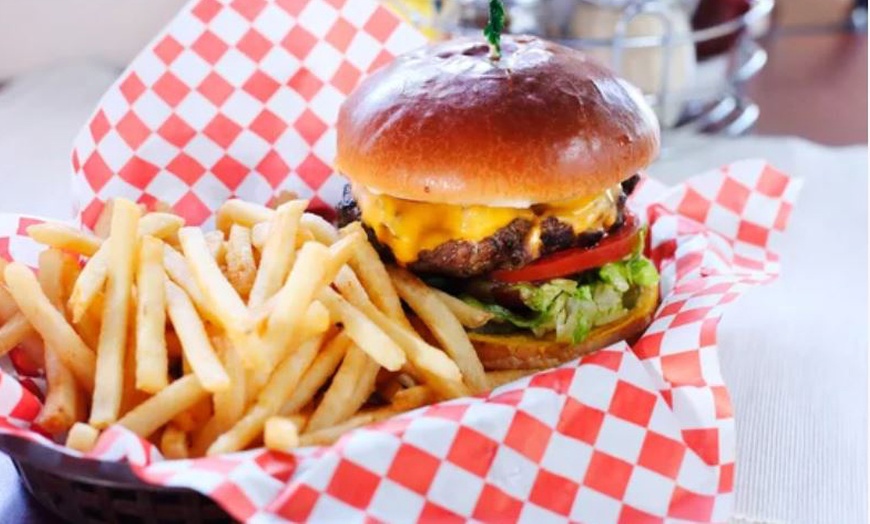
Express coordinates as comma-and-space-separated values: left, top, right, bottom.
35, 351, 86, 434
319, 232, 364, 288
150, 200, 175, 214
4, 263, 95, 391
375, 371, 405, 402
306, 343, 379, 432
383, 370, 535, 405
251, 299, 330, 400
139, 212, 185, 239
59, 251, 81, 304
207, 334, 325, 455
90, 199, 140, 429
118, 374, 209, 438
234, 302, 327, 405
217, 200, 337, 240
243, 362, 261, 407
66, 422, 100, 453
259, 242, 334, 367
191, 336, 248, 456
264, 416, 300, 452
299, 300, 330, 340
0, 285, 19, 320
93, 200, 115, 239
391, 384, 437, 409
298, 413, 375, 448
213, 337, 246, 406
216, 199, 273, 234
165, 279, 230, 392
178, 228, 251, 354
318, 288, 406, 372
0, 314, 34, 358
389, 267, 488, 393
301, 213, 339, 245
248, 200, 307, 308
251, 222, 269, 252
341, 222, 408, 327
204, 230, 226, 264
188, 396, 214, 426
299, 387, 433, 447
74, 297, 103, 351
234, 206, 338, 250
250, 290, 329, 332
68, 246, 108, 323
191, 417, 225, 457
208, 389, 291, 458
162, 245, 217, 324
160, 424, 189, 459
268, 190, 299, 209
430, 288, 494, 329
225, 225, 256, 299
120, 322, 151, 416
35, 249, 86, 433
171, 395, 212, 432
280, 331, 351, 416
27, 223, 101, 257
326, 280, 466, 399
245, 303, 334, 407
68, 214, 187, 324
397, 373, 417, 388
135, 236, 168, 393
0, 280, 41, 364
170, 409, 197, 432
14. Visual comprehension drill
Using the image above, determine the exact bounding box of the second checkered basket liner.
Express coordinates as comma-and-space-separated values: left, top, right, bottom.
0, 0, 801, 522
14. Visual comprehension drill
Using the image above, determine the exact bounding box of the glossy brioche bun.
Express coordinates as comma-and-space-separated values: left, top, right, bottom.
470, 282, 659, 370
335, 34, 660, 206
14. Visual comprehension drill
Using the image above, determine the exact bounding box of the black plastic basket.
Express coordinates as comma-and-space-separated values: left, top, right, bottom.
0, 433, 235, 524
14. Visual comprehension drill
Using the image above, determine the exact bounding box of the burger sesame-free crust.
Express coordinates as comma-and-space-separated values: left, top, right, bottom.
335, 35, 660, 206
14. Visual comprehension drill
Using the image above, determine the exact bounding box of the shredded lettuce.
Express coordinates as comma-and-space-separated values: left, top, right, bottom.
464, 254, 659, 344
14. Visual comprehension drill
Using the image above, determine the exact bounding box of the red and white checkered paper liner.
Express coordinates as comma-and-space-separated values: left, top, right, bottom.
69, 0, 426, 227
0, 0, 802, 522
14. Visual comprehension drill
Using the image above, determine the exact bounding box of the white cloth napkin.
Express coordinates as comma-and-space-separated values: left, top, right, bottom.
0, 64, 866, 524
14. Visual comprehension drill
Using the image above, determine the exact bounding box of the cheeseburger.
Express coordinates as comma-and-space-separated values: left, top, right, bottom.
335, 35, 660, 370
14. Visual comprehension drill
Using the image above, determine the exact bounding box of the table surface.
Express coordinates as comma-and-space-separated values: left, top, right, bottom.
0, 28, 867, 524
749, 30, 868, 146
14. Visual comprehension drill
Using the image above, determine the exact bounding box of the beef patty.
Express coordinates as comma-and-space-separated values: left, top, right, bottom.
337, 175, 638, 278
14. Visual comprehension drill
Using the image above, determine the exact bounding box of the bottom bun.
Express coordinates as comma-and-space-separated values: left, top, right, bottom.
470, 283, 659, 370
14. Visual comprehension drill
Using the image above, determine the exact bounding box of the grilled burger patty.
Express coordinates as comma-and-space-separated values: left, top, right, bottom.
337, 174, 640, 278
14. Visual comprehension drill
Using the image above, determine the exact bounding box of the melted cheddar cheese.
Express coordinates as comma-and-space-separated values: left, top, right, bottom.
355, 185, 622, 264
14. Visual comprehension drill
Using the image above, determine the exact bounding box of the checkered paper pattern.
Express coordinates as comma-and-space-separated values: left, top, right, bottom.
70, 0, 427, 228
0, 159, 800, 522
0, 0, 802, 520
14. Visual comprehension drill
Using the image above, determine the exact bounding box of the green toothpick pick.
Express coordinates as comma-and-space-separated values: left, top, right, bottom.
483, 0, 505, 60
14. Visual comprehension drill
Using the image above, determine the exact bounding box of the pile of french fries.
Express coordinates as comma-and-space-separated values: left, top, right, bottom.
0, 196, 534, 458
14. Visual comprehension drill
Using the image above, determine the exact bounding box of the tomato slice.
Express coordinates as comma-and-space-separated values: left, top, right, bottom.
492, 212, 641, 283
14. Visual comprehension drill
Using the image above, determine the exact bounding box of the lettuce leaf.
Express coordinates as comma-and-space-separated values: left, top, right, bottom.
464, 254, 659, 344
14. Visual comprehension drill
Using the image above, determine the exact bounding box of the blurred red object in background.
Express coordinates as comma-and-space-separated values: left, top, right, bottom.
692, 0, 752, 59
